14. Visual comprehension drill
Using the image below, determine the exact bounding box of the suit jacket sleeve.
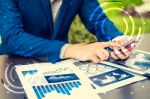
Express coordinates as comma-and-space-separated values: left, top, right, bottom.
0, 0, 66, 63
78, 0, 123, 41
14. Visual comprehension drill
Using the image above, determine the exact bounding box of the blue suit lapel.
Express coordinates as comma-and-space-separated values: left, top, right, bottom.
40, 0, 54, 33
52, 0, 69, 39
40, 0, 69, 39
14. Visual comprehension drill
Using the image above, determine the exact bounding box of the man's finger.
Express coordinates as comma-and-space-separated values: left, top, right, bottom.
95, 50, 107, 61
101, 49, 109, 60
110, 52, 119, 60
90, 55, 100, 63
113, 47, 126, 60
102, 42, 121, 48
120, 47, 132, 58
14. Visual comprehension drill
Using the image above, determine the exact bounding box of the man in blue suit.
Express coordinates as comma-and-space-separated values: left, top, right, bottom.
0, 0, 132, 63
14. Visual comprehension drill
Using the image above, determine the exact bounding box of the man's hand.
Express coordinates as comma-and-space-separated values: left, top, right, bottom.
110, 36, 135, 60
63, 42, 120, 63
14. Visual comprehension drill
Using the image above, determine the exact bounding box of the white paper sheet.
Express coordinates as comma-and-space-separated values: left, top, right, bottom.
15, 63, 101, 99
103, 50, 150, 75
57, 59, 146, 93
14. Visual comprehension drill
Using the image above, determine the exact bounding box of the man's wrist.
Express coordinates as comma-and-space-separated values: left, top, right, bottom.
60, 44, 71, 59
60, 43, 86, 60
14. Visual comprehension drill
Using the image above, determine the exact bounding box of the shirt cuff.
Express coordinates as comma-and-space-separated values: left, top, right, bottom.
59, 44, 70, 59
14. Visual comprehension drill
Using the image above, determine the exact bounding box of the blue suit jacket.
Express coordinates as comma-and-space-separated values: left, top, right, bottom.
0, 0, 123, 63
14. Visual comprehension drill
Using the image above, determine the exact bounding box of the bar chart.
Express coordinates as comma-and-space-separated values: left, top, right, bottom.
32, 81, 82, 99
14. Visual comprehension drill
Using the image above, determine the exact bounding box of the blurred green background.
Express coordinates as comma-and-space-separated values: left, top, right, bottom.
68, 0, 150, 44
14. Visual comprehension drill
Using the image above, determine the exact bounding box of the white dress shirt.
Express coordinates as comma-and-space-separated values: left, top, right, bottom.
50, 0, 62, 23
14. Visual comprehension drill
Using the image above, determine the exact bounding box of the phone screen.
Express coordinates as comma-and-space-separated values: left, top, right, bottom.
119, 37, 141, 51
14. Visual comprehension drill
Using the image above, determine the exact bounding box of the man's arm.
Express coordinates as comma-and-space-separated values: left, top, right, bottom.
78, 0, 123, 41
0, 0, 66, 63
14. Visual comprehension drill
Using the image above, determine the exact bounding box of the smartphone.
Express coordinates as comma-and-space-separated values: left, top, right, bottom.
106, 37, 142, 52
118, 37, 142, 51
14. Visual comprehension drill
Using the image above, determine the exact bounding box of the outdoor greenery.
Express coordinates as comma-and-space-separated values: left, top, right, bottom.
109, 0, 143, 7
68, 0, 150, 44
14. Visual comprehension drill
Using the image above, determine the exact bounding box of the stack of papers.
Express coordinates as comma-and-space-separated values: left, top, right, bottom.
15, 50, 149, 98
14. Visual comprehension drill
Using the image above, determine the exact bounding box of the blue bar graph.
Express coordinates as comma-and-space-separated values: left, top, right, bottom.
41, 85, 47, 93
65, 83, 72, 90
32, 81, 82, 99
61, 83, 71, 95
37, 86, 45, 98
57, 84, 66, 94
69, 82, 75, 88
76, 81, 81, 85
49, 85, 54, 91
45, 85, 51, 92
33, 86, 41, 99
73, 82, 79, 88
53, 85, 61, 93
